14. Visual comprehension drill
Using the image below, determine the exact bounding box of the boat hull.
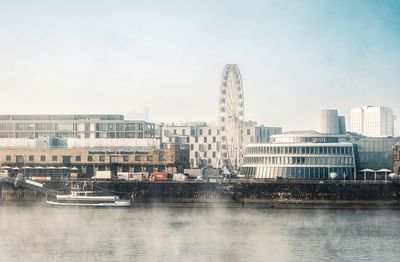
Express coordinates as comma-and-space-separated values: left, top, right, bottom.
46, 200, 131, 208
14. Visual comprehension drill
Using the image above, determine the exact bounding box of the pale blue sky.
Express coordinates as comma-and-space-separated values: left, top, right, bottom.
0, 0, 399, 132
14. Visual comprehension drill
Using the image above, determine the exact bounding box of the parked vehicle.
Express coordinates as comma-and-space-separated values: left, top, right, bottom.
152, 172, 172, 181
93, 171, 112, 180
172, 173, 186, 182
117, 172, 146, 181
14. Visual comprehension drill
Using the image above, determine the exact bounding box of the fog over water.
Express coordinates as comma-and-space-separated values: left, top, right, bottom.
1, 204, 399, 261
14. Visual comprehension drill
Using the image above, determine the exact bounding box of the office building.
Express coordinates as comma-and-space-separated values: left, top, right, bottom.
350, 106, 396, 137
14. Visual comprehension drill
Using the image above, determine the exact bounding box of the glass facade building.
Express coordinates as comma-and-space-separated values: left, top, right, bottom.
241, 131, 356, 180
0, 115, 156, 139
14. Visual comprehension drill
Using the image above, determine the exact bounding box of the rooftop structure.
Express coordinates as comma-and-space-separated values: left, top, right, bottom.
318, 109, 346, 135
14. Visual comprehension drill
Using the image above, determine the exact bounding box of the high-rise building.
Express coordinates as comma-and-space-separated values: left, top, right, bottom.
350, 106, 396, 137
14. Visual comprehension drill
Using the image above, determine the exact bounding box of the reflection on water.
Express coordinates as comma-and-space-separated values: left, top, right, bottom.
1, 203, 399, 262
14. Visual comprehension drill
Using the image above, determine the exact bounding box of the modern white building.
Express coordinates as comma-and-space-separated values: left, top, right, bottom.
350, 106, 396, 137
161, 121, 282, 168
161, 122, 222, 168
241, 131, 356, 180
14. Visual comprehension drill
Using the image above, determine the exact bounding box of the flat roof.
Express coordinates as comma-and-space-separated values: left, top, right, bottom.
0, 114, 124, 121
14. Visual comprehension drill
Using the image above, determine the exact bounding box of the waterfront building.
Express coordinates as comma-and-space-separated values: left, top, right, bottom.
349, 134, 398, 171
0, 114, 156, 139
241, 131, 356, 180
161, 121, 282, 168
161, 122, 222, 168
0, 114, 192, 176
0, 144, 188, 177
350, 106, 396, 137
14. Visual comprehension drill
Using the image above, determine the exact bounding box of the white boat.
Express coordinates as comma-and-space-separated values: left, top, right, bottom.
46, 185, 131, 207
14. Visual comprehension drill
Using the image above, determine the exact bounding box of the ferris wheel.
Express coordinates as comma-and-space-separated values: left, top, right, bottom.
218, 64, 245, 170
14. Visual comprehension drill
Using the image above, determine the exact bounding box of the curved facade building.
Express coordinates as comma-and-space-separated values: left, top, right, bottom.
241, 131, 356, 180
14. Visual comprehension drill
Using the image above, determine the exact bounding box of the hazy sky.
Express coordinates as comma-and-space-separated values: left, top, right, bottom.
0, 0, 399, 132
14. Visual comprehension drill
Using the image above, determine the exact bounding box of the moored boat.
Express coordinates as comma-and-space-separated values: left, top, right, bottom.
46, 185, 131, 207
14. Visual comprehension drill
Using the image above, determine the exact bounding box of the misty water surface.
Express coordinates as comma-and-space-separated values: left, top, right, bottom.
1, 204, 399, 262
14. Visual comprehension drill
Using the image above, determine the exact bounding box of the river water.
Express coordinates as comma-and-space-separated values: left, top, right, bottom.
0, 203, 399, 261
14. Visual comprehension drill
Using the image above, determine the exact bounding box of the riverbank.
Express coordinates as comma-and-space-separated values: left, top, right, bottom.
2, 179, 400, 208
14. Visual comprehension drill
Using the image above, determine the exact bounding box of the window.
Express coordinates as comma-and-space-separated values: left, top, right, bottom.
62, 156, 71, 164
87, 155, 93, 162
52, 155, 58, 162
190, 144, 194, 150
123, 155, 129, 162
247, 129, 250, 135
182, 129, 186, 136
208, 129, 212, 135
135, 156, 141, 161
76, 156, 81, 162
195, 137, 198, 143
212, 151, 216, 158
29, 155, 34, 161
213, 136, 216, 143
204, 152, 207, 158
204, 137, 207, 143
6, 155, 11, 161
99, 156, 105, 162
208, 144, 212, 150
40, 155, 46, 162
199, 129, 203, 135
147, 156, 153, 161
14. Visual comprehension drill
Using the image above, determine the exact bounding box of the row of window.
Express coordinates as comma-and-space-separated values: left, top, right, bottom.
166, 128, 221, 137
96, 123, 149, 132
246, 146, 353, 155
0, 123, 152, 132
0, 131, 151, 139
243, 156, 354, 166
4, 155, 158, 163
168, 135, 218, 143
241, 166, 355, 180
194, 151, 217, 158
270, 137, 339, 143
95, 132, 146, 139
190, 158, 214, 167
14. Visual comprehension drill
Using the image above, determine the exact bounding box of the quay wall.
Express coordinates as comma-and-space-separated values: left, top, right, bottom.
236, 181, 400, 203
2, 180, 400, 206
